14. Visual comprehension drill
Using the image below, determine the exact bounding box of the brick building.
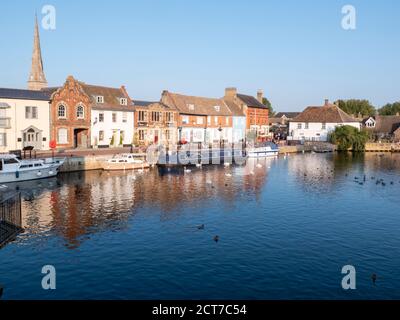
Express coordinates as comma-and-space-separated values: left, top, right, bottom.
223, 88, 270, 140
133, 100, 178, 145
161, 90, 233, 144
44, 76, 92, 149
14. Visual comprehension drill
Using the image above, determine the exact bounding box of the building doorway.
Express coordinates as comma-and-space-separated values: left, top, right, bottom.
73, 128, 89, 148
154, 129, 159, 144
22, 126, 42, 150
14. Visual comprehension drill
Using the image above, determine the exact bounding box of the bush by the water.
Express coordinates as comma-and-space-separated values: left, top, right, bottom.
329, 125, 369, 152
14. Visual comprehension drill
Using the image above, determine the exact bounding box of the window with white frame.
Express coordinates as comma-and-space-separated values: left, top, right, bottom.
182, 115, 189, 124
165, 112, 174, 123
138, 111, 147, 122
225, 116, 229, 125
57, 128, 68, 144
139, 129, 146, 141
197, 117, 203, 125
122, 112, 128, 123
99, 113, 104, 122
76, 105, 84, 119
207, 116, 211, 125
0, 133, 6, 146
214, 106, 220, 112
322, 123, 326, 130
297, 123, 302, 129
214, 116, 218, 124
187, 104, 195, 111
165, 129, 171, 140
96, 96, 104, 104
112, 113, 117, 122
120, 98, 128, 106
99, 130, 104, 141
25, 106, 38, 119
151, 112, 160, 122
305, 123, 309, 129
58, 105, 66, 119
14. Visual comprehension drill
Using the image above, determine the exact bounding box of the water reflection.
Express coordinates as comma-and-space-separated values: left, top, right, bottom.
3, 159, 272, 248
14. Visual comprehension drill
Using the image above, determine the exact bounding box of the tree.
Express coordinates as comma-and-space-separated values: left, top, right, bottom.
336, 99, 376, 117
379, 102, 400, 115
329, 125, 369, 152
262, 97, 275, 116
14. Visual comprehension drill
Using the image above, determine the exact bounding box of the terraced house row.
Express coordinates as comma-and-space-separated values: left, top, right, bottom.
0, 17, 270, 152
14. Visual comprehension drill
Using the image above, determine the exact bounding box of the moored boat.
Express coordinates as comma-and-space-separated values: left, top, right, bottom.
247, 142, 279, 158
101, 153, 150, 171
0, 154, 65, 184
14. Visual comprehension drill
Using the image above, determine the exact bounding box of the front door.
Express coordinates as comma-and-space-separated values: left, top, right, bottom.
154, 130, 159, 144
74, 128, 89, 148
23, 127, 42, 149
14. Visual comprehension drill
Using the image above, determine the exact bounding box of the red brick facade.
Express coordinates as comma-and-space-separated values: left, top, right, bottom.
50, 76, 91, 149
246, 107, 269, 129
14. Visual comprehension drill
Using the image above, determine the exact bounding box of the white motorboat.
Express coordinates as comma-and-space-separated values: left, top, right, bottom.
247, 142, 279, 158
0, 154, 65, 184
102, 153, 150, 171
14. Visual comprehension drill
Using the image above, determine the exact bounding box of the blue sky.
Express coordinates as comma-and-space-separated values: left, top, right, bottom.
1, 0, 399, 111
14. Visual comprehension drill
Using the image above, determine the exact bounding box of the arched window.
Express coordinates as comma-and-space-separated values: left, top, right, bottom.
76, 104, 85, 119
58, 105, 66, 119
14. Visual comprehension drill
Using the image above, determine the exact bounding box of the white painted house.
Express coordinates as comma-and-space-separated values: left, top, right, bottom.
0, 88, 51, 152
288, 100, 361, 142
83, 84, 135, 148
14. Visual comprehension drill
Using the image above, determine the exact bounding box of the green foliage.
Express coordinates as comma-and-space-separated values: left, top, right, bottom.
329, 125, 369, 152
378, 102, 400, 115
336, 99, 376, 117
110, 135, 115, 146
262, 97, 275, 116
119, 134, 123, 145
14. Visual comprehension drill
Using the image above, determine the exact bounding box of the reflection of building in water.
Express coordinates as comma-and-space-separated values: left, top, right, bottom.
18, 163, 270, 247
286, 153, 338, 193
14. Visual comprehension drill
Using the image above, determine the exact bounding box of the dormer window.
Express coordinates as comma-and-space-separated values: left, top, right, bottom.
96, 96, 104, 104
214, 105, 220, 112
188, 104, 195, 111
120, 98, 127, 106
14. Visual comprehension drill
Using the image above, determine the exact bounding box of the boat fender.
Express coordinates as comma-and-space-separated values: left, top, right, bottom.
37, 171, 42, 177
15, 171, 19, 179
49, 170, 54, 175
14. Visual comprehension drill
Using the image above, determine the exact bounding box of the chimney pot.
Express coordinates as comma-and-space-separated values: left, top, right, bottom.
257, 89, 264, 103
225, 87, 237, 100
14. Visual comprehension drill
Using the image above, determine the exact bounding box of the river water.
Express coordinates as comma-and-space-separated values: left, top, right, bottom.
0, 152, 400, 299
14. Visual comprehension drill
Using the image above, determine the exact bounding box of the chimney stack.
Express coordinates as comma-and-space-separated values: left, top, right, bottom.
224, 87, 237, 100
257, 89, 264, 103
324, 99, 329, 106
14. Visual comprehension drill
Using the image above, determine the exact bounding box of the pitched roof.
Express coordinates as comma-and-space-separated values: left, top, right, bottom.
371, 115, 400, 134
224, 100, 245, 116
133, 100, 156, 108
275, 112, 300, 118
79, 83, 133, 111
236, 94, 266, 109
165, 92, 232, 116
0, 87, 51, 101
292, 102, 359, 123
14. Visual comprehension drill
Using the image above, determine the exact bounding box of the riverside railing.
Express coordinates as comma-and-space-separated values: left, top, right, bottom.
0, 192, 23, 248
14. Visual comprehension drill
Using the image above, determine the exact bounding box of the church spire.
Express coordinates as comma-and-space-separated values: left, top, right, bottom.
28, 14, 48, 90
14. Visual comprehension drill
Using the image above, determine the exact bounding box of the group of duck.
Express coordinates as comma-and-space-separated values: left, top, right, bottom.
353, 175, 395, 186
